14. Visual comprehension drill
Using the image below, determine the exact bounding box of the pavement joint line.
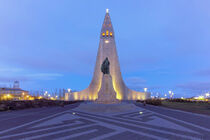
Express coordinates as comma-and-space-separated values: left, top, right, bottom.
91, 131, 126, 140
113, 113, 201, 134
90, 122, 126, 140
73, 110, 200, 139
0, 109, 72, 135
76, 116, 134, 140
148, 108, 210, 132
134, 104, 210, 131
93, 119, 165, 140
0, 120, 85, 139
141, 104, 210, 118
77, 111, 200, 139
27, 125, 113, 140
25, 126, 98, 140
54, 129, 97, 140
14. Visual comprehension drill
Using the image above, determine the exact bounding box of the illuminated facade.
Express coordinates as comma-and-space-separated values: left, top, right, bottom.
0, 81, 29, 100
67, 10, 150, 101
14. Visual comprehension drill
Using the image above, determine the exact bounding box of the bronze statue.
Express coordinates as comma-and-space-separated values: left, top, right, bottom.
101, 57, 110, 74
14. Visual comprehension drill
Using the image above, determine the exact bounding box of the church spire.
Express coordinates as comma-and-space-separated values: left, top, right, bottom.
74, 9, 150, 101
101, 9, 114, 38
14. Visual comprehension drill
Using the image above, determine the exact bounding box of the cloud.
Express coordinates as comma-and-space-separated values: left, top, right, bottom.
0, 68, 23, 73
126, 77, 146, 85
0, 65, 63, 82
0, 76, 29, 83
125, 77, 146, 90
26, 73, 63, 80
194, 69, 210, 77
176, 81, 210, 91
0, 73, 63, 83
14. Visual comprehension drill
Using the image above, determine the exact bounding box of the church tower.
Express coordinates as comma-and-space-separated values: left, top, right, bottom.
74, 9, 150, 100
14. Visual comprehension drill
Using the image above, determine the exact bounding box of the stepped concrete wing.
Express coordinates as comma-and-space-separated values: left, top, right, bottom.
70, 10, 150, 101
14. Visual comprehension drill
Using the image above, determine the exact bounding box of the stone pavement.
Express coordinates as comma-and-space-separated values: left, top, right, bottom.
0, 102, 209, 140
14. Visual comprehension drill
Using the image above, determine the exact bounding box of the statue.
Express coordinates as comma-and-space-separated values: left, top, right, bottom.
101, 57, 110, 74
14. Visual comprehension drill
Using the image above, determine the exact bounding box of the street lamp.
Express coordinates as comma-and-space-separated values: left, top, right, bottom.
156, 93, 159, 98
44, 91, 48, 96
68, 88, 71, 93
169, 91, 172, 99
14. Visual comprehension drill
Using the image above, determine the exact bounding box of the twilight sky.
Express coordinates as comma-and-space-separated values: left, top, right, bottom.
0, 0, 210, 97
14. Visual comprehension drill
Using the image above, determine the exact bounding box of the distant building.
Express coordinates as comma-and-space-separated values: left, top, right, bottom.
0, 81, 29, 100
65, 89, 78, 101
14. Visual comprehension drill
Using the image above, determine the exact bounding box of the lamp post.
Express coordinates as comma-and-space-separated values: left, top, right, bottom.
44, 91, 48, 97
169, 91, 172, 99
68, 88, 71, 93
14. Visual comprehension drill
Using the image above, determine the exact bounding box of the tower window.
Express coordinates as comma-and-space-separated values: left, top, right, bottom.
102, 32, 105, 37
110, 32, 113, 37
106, 30, 109, 36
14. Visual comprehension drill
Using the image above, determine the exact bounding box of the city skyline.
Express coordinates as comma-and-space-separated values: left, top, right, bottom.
0, 0, 210, 98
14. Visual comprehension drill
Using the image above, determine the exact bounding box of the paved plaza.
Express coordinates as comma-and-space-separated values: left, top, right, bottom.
0, 102, 210, 140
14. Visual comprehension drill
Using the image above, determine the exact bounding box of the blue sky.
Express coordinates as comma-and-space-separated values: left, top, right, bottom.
0, 0, 210, 97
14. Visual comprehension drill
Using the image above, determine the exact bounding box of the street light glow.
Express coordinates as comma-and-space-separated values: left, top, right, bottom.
67, 89, 71, 93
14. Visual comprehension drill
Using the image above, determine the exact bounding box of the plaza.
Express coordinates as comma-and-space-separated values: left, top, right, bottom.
0, 102, 209, 140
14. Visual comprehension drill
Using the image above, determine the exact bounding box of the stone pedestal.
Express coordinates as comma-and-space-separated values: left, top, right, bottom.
96, 74, 119, 104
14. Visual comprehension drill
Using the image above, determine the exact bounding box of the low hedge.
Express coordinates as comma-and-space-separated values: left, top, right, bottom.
137, 99, 162, 106
0, 100, 81, 111
166, 99, 209, 104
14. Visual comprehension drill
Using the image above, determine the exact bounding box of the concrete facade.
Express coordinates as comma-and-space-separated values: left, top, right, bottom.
68, 10, 150, 101
96, 74, 119, 104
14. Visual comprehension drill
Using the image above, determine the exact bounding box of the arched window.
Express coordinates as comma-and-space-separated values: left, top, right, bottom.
110, 32, 113, 37
106, 30, 109, 36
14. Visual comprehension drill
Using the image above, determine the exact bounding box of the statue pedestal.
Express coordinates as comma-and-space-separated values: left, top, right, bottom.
96, 74, 119, 104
